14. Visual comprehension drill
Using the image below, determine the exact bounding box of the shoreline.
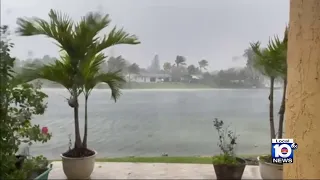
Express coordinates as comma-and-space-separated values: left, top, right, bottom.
50, 155, 261, 165
40, 87, 277, 91
37, 82, 271, 90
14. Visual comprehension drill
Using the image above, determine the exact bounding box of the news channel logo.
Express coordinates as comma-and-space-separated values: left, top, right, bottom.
271, 139, 298, 164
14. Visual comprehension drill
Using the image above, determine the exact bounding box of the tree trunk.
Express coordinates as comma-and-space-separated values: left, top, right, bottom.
284, 0, 320, 178
82, 95, 88, 148
73, 87, 82, 149
74, 100, 82, 148
277, 78, 287, 138
269, 77, 276, 139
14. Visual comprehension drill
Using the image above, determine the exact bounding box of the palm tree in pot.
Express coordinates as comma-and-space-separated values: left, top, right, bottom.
68, 53, 126, 150
270, 27, 288, 140
212, 118, 246, 180
16, 9, 140, 179
250, 27, 288, 180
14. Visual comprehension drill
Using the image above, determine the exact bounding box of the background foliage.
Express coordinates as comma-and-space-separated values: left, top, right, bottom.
0, 25, 51, 179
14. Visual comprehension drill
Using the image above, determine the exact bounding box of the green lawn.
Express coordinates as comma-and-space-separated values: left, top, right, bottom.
94, 155, 260, 165
99, 156, 213, 164
51, 155, 260, 165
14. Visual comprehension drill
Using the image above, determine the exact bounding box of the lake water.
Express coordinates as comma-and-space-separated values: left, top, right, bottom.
30, 88, 282, 159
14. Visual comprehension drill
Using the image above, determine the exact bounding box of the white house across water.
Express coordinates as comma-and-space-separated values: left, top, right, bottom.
126, 73, 172, 83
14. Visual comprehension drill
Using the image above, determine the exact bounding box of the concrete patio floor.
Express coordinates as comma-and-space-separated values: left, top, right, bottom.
49, 161, 262, 179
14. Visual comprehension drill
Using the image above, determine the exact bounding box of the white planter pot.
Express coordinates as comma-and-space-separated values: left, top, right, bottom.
257, 156, 283, 180
61, 150, 97, 179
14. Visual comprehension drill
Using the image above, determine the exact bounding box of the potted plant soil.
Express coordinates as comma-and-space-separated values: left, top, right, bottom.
212, 118, 246, 180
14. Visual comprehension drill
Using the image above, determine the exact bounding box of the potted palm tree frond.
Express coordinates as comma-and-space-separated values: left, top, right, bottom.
250, 27, 288, 180
16, 9, 140, 179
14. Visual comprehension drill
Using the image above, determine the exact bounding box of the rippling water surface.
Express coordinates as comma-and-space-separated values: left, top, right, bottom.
30, 88, 282, 159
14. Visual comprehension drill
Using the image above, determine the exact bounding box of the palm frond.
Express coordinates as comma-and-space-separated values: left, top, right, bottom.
250, 42, 264, 59
17, 10, 73, 44
77, 12, 110, 39
16, 9, 138, 101
86, 71, 126, 102
250, 41, 265, 71
73, 12, 111, 56
95, 27, 140, 53
267, 34, 287, 77
251, 25, 288, 79
81, 53, 106, 82
79, 53, 126, 102
283, 26, 288, 44
18, 58, 74, 91
250, 41, 278, 77
17, 9, 140, 68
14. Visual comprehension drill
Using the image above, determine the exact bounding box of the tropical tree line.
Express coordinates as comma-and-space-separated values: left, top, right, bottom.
15, 52, 266, 88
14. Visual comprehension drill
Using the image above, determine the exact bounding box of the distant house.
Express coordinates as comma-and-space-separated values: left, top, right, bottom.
181, 74, 203, 83
126, 73, 172, 83
191, 75, 203, 80
230, 80, 245, 83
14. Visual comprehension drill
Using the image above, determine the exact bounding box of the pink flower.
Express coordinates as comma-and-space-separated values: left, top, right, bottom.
42, 127, 48, 135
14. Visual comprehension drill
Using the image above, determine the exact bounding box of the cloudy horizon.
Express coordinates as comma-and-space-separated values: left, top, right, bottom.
1, 0, 289, 70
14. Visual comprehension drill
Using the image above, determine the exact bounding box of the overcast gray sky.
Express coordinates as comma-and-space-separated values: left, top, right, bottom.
1, 0, 289, 70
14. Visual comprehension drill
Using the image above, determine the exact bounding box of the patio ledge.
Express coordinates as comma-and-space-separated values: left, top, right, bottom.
49, 161, 262, 179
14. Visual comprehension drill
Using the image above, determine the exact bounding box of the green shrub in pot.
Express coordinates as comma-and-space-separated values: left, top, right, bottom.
212, 118, 246, 180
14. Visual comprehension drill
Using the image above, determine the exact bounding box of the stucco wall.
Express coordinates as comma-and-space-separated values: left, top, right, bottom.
284, 0, 320, 178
